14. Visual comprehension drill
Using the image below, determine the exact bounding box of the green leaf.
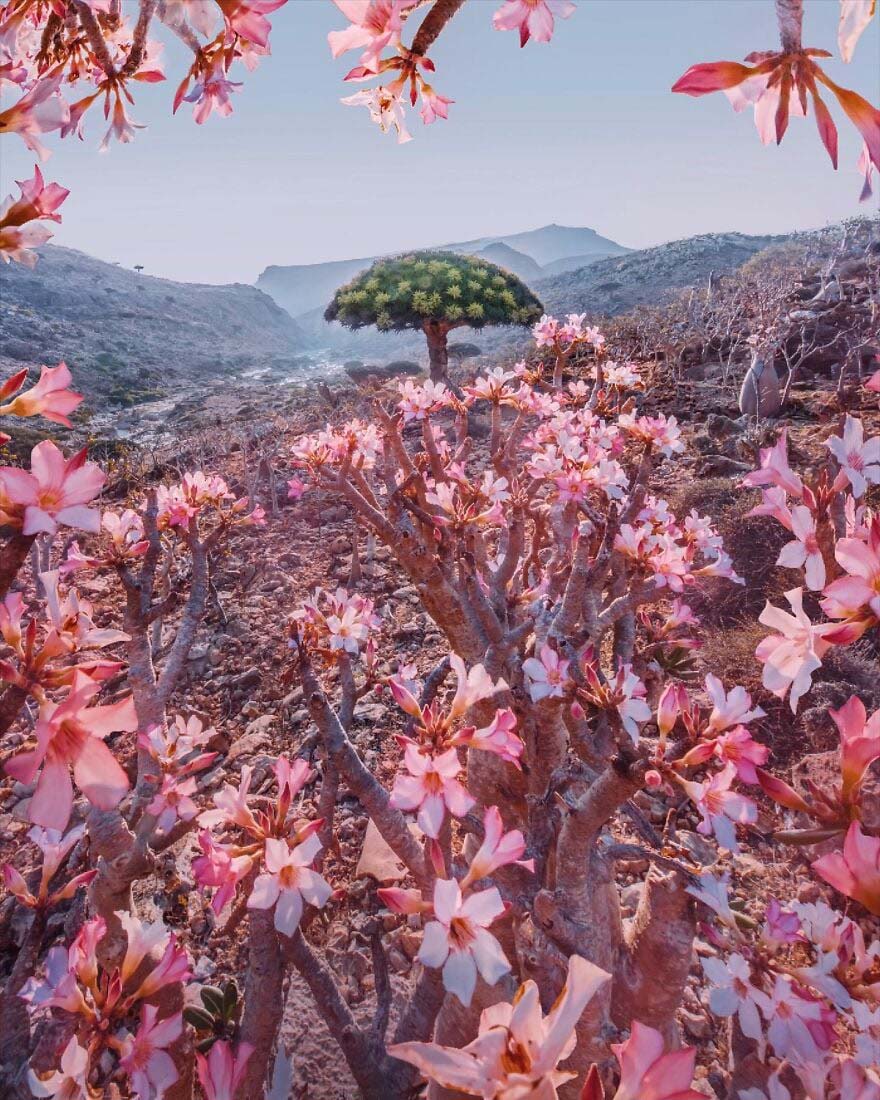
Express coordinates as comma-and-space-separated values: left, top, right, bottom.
184, 1007, 216, 1031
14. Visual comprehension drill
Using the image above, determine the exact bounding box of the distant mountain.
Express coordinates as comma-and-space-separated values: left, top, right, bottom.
0, 246, 309, 409
470, 243, 544, 282
535, 231, 791, 317
451, 224, 630, 268
256, 224, 631, 319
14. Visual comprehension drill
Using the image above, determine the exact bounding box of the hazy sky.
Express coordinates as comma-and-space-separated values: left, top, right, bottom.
3, 0, 878, 284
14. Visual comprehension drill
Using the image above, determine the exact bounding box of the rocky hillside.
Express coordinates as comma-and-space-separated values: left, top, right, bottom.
257, 224, 630, 318
535, 231, 789, 317
0, 246, 309, 408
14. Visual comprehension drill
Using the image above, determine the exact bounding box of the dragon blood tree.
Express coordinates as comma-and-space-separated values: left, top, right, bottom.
324, 252, 544, 382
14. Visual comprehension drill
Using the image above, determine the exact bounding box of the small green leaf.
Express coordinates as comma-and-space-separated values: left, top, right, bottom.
184, 1007, 215, 1031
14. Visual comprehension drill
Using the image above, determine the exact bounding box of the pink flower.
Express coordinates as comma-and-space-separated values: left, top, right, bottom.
183, 56, 242, 124
397, 378, 452, 421
680, 763, 757, 852
418, 878, 510, 1006
215, 0, 287, 49
27, 1036, 90, 1099
130, 933, 192, 1000
420, 84, 453, 124
742, 430, 804, 497
704, 674, 765, 733
0, 440, 104, 536
821, 516, 880, 627
0, 362, 82, 426
195, 1040, 254, 1100
0, 73, 69, 161
765, 976, 826, 1064
5, 672, 136, 829
2, 823, 95, 909
118, 1005, 182, 1100
813, 821, 880, 916
341, 85, 412, 143
147, 775, 199, 833
328, 0, 418, 73
522, 644, 571, 702
390, 744, 474, 838
656, 682, 688, 738
702, 952, 771, 1042
829, 695, 880, 801
451, 708, 524, 767
0, 168, 69, 266
192, 831, 254, 915
827, 415, 880, 498
448, 654, 507, 719
777, 505, 826, 590
609, 1020, 704, 1100
460, 805, 533, 889
493, 0, 576, 47
247, 835, 332, 935
713, 726, 769, 784
756, 588, 835, 712
389, 953, 610, 1097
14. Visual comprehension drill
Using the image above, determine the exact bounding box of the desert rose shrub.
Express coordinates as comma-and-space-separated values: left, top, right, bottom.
0, 317, 879, 1099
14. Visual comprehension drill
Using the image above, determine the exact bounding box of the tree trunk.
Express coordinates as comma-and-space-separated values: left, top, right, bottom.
424, 321, 450, 383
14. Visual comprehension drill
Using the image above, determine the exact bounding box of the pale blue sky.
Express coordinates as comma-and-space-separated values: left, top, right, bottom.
2, 0, 878, 283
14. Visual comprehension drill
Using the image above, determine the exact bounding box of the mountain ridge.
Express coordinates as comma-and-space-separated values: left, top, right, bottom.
257, 223, 631, 318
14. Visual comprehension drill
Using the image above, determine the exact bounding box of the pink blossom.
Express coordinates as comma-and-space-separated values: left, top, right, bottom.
5, 672, 135, 829
0, 440, 104, 536
813, 821, 880, 916
448, 654, 507, 720
827, 415, 880, 498
746, 485, 794, 528
118, 1004, 182, 1100
821, 516, 880, 627
147, 774, 199, 833
656, 682, 688, 738
216, 0, 287, 48
420, 84, 453, 125
680, 762, 757, 852
742, 430, 804, 497
609, 1020, 703, 1100
0, 362, 81, 425
341, 85, 412, 143
328, 0, 418, 72
756, 588, 835, 712
27, 1036, 90, 1099
460, 805, 533, 889
192, 830, 254, 915
0, 168, 69, 266
183, 56, 242, 123
247, 834, 332, 935
702, 953, 770, 1041
130, 932, 192, 1000
199, 764, 262, 833
2, 823, 95, 909
418, 878, 510, 1006
195, 1040, 254, 1100
704, 673, 765, 733
829, 695, 880, 800
397, 378, 453, 421
778, 504, 826, 590
0, 73, 69, 161
766, 976, 827, 1064
390, 743, 474, 838
451, 708, 524, 767
522, 644, 570, 702
389, 953, 609, 1097
492, 0, 576, 47
713, 726, 769, 784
